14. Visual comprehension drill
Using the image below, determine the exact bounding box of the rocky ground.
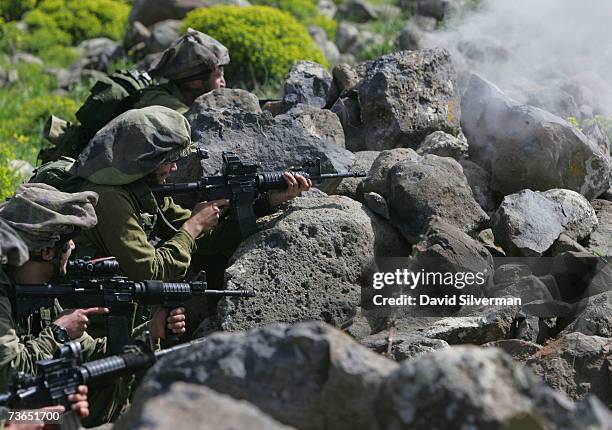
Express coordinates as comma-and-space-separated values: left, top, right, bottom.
6, 0, 611, 429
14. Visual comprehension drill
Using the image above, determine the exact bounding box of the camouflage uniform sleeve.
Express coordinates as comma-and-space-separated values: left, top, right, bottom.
82, 187, 195, 282
0, 296, 62, 390
131, 87, 189, 114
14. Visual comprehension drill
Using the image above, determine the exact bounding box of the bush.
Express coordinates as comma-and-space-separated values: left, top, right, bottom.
0, 141, 20, 201
183, 5, 327, 88
23, 0, 129, 51
0, 0, 37, 21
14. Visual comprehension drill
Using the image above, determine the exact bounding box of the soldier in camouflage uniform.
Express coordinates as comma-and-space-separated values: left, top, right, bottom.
0, 183, 186, 426
73, 105, 310, 283
132, 28, 229, 113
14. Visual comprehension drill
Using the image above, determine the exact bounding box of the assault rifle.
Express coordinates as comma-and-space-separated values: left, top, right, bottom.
150, 151, 367, 238
0, 335, 201, 430
15, 277, 254, 353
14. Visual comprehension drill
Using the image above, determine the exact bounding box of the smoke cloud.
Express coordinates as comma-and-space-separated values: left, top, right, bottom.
438, 0, 612, 117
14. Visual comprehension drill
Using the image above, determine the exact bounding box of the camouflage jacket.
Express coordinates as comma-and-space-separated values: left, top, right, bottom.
131, 81, 189, 114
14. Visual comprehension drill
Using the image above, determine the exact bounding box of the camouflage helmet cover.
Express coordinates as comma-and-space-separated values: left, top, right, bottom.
0, 183, 98, 252
149, 28, 230, 81
76, 106, 193, 185
0, 218, 29, 266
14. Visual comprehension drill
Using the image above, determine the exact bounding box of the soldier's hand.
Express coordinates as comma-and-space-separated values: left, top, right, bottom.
54, 307, 109, 339
182, 199, 230, 238
268, 173, 312, 206
149, 307, 186, 340
68, 385, 89, 418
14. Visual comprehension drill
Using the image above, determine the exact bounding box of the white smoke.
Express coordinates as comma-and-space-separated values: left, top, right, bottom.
437, 0, 612, 117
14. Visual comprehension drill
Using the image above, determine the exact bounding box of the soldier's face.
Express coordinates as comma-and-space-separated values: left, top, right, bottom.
208, 67, 225, 90
154, 162, 178, 184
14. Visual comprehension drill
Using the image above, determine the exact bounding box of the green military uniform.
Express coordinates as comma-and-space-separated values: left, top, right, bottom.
0, 184, 129, 427
132, 81, 189, 114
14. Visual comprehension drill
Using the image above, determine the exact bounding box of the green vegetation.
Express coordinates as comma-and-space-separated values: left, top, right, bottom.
251, 0, 337, 39
0, 0, 37, 21
183, 5, 327, 89
356, 15, 405, 61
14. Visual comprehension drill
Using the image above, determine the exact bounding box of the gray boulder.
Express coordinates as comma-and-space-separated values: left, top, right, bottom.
410, 218, 494, 298
483, 339, 543, 362
360, 48, 461, 150
360, 330, 449, 361
308, 26, 340, 64
387, 154, 489, 243
492, 189, 587, 257
191, 88, 261, 113
461, 74, 611, 200
282, 61, 338, 112
125, 322, 398, 430
336, 0, 378, 23
376, 346, 607, 429
335, 21, 360, 54
586, 199, 612, 258
145, 19, 182, 54
527, 332, 611, 405
332, 63, 360, 94
458, 159, 496, 213
362, 148, 420, 197
416, 130, 468, 160
416, 0, 462, 20
549, 252, 612, 301
523, 88, 582, 122
561, 291, 612, 338
549, 233, 589, 256
330, 91, 365, 151
184, 108, 354, 195
363, 192, 389, 219
334, 150, 378, 202
72, 38, 123, 71
542, 189, 597, 241
216, 197, 372, 332
396, 20, 446, 52
128, 0, 249, 27
116, 383, 296, 430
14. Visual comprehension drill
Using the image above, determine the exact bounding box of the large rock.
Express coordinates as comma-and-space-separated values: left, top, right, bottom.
459, 159, 496, 213
586, 199, 612, 258
376, 346, 610, 429
416, 130, 468, 160
282, 61, 337, 112
334, 150, 379, 201
216, 197, 376, 332
416, 0, 461, 20
145, 19, 183, 54
492, 189, 596, 257
128, 0, 249, 27
124, 322, 398, 430
541, 189, 598, 241
410, 218, 494, 298
330, 90, 365, 151
308, 26, 340, 64
72, 38, 123, 71
336, 0, 378, 23
527, 332, 611, 405
191, 88, 261, 113
359, 48, 461, 150
360, 330, 449, 361
362, 149, 419, 197
560, 291, 612, 338
387, 154, 489, 243
116, 383, 296, 430
461, 74, 611, 200
184, 107, 354, 195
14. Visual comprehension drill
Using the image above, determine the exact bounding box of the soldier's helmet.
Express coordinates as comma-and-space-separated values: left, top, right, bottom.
149, 28, 230, 81
0, 218, 29, 266
76, 105, 193, 186
0, 183, 98, 252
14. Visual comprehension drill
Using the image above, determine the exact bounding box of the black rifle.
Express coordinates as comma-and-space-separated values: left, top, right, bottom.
14, 277, 254, 354
0, 335, 201, 430
150, 151, 367, 238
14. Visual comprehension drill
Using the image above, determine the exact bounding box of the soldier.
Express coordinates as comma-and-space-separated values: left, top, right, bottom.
72, 105, 310, 284
0, 183, 186, 426
132, 28, 228, 114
